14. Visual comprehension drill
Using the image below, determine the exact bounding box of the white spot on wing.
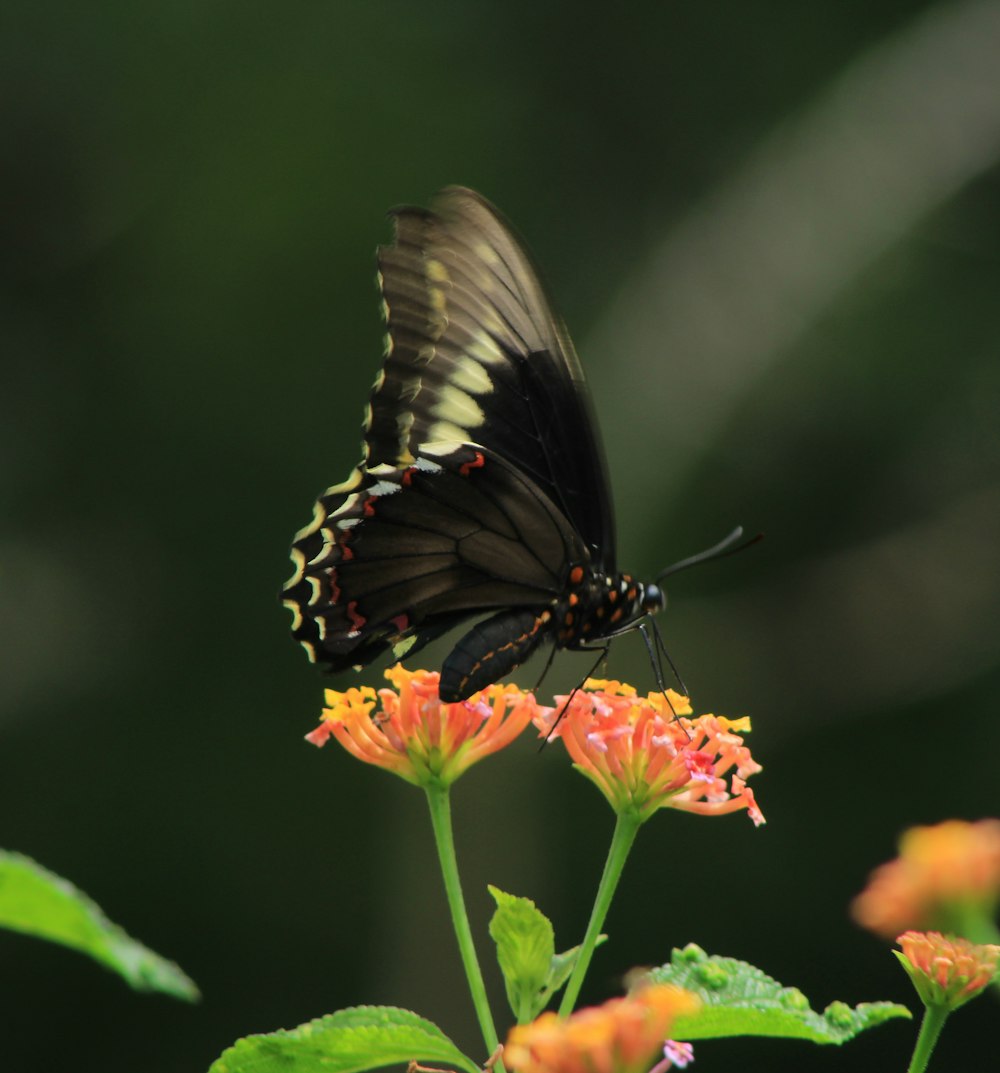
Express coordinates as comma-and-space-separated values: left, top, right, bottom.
467, 335, 506, 366
413, 455, 444, 472
427, 420, 472, 442
475, 241, 500, 266
434, 384, 485, 428
449, 357, 493, 395
330, 493, 361, 519
396, 410, 415, 443
293, 501, 326, 541
282, 598, 303, 629
307, 537, 337, 567
426, 258, 450, 283
322, 470, 363, 499
393, 635, 419, 659
284, 547, 307, 586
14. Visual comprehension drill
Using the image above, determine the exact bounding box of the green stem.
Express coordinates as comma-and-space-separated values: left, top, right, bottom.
906, 1003, 949, 1073
425, 785, 504, 1069
558, 810, 643, 1017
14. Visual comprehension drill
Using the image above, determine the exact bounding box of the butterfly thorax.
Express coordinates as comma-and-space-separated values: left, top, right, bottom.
553, 565, 664, 649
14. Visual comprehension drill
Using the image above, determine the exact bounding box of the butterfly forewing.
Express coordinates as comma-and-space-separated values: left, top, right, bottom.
373, 188, 617, 568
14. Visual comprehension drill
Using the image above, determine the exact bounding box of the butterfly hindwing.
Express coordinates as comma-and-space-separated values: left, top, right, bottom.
285, 442, 588, 672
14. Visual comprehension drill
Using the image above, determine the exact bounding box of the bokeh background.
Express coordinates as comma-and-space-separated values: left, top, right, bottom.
3, 2, 1000, 1069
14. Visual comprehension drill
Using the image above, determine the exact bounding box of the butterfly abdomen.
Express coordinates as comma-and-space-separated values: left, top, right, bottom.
439, 606, 555, 702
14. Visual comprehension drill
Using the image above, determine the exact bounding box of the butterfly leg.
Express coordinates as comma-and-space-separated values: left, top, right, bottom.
645, 617, 689, 697
539, 644, 610, 746
637, 621, 677, 718
531, 642, 559, 693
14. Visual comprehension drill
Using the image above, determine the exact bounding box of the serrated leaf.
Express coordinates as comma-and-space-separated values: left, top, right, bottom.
209, 1005, 482, 1073
488, 886, 554, 1022
646, 945, 910, 1043
486, 887, 607, 1021
0, 849, 199, 1001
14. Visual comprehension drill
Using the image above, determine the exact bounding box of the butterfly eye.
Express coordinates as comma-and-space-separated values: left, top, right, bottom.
642, 584, 666, 614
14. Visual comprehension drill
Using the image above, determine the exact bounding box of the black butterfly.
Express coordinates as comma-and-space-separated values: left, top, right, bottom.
284, 187, 741, 702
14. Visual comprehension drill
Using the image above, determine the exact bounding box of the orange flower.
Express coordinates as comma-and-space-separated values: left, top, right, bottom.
306, 665, 538, 787
536, 679, 763, 825
896, 931, 1000, 1011
505, 985, 700, 1073
852, 820, 1000, 939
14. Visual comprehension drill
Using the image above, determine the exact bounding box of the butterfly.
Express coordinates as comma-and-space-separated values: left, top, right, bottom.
283, 187, 743, 702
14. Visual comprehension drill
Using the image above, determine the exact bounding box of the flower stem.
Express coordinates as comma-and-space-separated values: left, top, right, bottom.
425, 785, 503, 1069
558, 810, 643, 1017
906, 1003, 949, 1073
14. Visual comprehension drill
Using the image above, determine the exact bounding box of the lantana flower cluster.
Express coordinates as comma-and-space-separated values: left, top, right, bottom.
306, 665, 540, 787
896, 930, 1000, 1011
853, 819, 1000, 938
505, 985, 700, 1073
536, 679, 764, 826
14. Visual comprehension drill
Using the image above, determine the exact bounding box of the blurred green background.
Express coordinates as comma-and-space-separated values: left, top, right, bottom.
3, 1, 1000, 1069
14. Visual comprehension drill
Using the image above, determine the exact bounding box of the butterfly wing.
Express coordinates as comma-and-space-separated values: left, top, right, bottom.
285, 443, 587, 671
370, 186, 616, 569
284, 187, 614, 675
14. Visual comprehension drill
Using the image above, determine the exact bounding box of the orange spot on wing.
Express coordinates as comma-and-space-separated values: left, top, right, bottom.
347, 601, 366, 630
460, 451, 486, 476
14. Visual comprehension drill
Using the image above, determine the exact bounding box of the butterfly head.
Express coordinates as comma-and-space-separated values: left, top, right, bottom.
640, 582, 666, 615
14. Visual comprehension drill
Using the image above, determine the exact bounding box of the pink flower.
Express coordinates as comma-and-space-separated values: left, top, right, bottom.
505, 986, 700, 1073
535, 679, 763, 825
852, 820, 1000, 938
896, 930, 1000, 1010
306, 665, 538, 787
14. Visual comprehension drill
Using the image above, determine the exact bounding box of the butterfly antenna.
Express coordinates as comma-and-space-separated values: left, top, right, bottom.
655, 526, 762, 583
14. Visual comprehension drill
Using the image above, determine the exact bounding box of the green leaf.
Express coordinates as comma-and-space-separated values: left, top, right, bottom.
209, 1005, 482, 1073
545, 944, 587, 999
646, 944, 911, 1044
487, 886, 606, 1022
488, 886, 555, 1022
0, 850, 199, 1001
